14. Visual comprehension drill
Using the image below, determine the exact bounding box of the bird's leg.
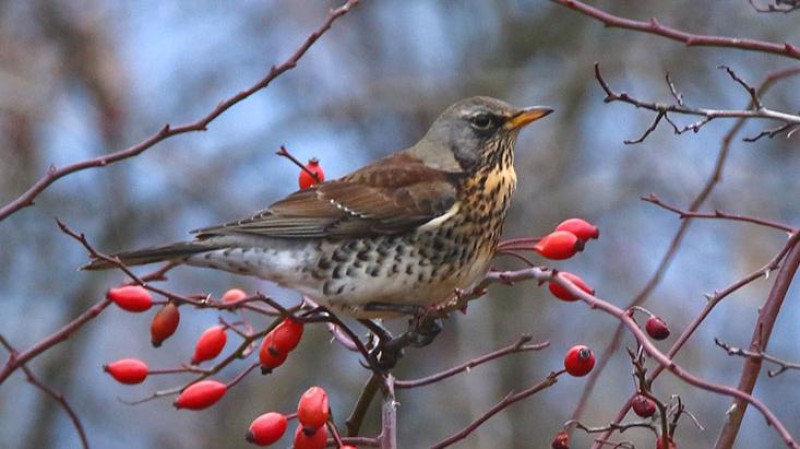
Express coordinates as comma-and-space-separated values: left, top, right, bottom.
406, 315, 443, 348
358, 319, 403, 371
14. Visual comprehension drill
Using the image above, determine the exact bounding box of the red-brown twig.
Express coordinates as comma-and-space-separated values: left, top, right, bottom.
642, 194, 797, 233
568, 66, 800, 428
429, 371, 561, 449
715, 338, 800, 378
0, 298, 112, 384
0, 0, 359, 223
713, 233, 800, 449
0, 337, 90, 449
594, 63, 800, 143
590, 231, 800, 447
277, 145, 323, 183
394, 335, 549, 389
551, 0, 800, 60
546, 271, 800, 449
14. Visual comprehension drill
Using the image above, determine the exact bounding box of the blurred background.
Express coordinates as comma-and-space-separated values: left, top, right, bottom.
1, 1, 799, 448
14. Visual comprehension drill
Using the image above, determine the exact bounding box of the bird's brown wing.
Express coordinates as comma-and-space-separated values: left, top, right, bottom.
192, 152, 459, 239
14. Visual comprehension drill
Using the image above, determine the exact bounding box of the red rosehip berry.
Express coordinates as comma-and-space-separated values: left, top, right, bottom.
222, 288, 248, 304
534, 231, 582, 260
104, 358, 149, 385
632, 394, 657, 418
259, 333, 288, 374
297, 386, 330, 429
548, 272, 594, 302
645, 317, 670, 340
192, 325, 228, 364
270, 317, 304, 353
246, 412, 288, 446
340, 446, 358, 449
656, 435, 676, 449
293, 423, 328, 449
107, 285, 153, 312
564, 345, 595, 377
551, 429, 570, 449
555, 218, 599, 240
298, 158, 325, 190
174, 380, 227, 410
150, 302, 180, 347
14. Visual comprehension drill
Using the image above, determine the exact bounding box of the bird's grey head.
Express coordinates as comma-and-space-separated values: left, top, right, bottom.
413, 96, 553, 173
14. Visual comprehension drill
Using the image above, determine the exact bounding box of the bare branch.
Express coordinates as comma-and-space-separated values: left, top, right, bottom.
715, 338, 800, 377
593, 63, 800, 143
0, 0, 360, 222
552, 0, 800, 59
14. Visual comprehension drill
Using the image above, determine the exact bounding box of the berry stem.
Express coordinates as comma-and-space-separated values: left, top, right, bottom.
277, 145, 323, 183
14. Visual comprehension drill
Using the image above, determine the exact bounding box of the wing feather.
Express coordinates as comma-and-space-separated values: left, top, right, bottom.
193, 152, 459, 239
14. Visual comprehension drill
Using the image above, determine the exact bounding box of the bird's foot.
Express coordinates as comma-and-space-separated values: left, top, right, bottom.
406, 316, 443, 348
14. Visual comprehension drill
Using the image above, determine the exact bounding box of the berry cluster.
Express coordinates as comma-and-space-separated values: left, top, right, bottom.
247, 386, 355, 448
102, 286, 309, 414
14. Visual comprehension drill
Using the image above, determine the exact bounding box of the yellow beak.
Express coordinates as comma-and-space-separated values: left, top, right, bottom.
505, 106, 554, 130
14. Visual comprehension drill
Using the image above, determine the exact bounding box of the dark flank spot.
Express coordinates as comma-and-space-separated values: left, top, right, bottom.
391, 264, 400, 274
346, 266, 357, 277
222, 248, 232, 257
376, 244, 390, 257
317, 258, 332, 270
332, 265, 344, 279
406, 265, 414, 275
353, 260, 363, 268
356, 250, 371, 262
322, 281, 332, 295
204, 253, 212, 260
332, 248, 349, 262
344, 240, 360, 251
417, 273, 425, 282
237, 267, 248, 273
396, 245, 406, 256
335, 285, 345, 295
368, 266, 381, 277
432, 238, 444, 252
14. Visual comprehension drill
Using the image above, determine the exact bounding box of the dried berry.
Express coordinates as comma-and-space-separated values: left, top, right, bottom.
151, 302, 180, 347
632, 394, 656, 418
645, 317, 670, 341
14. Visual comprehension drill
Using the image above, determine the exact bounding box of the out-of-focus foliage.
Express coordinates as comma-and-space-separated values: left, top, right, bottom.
1, 1, 799, 448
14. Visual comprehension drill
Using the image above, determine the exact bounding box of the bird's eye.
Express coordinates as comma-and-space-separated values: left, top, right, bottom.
470, 113, 496, 131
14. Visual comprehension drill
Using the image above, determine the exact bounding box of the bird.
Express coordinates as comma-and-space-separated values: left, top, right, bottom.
84, 96, 552, 318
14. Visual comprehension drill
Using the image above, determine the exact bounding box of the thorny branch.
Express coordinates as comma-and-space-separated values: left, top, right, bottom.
551, 0, 800, 60
0, 0, 360, 222
715, 338, 800, 377
568, 65, 800, 439
594, 63, 800, 143
0, 337, 90, 449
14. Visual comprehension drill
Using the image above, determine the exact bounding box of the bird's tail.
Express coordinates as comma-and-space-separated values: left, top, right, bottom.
81, 241, 222, 271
